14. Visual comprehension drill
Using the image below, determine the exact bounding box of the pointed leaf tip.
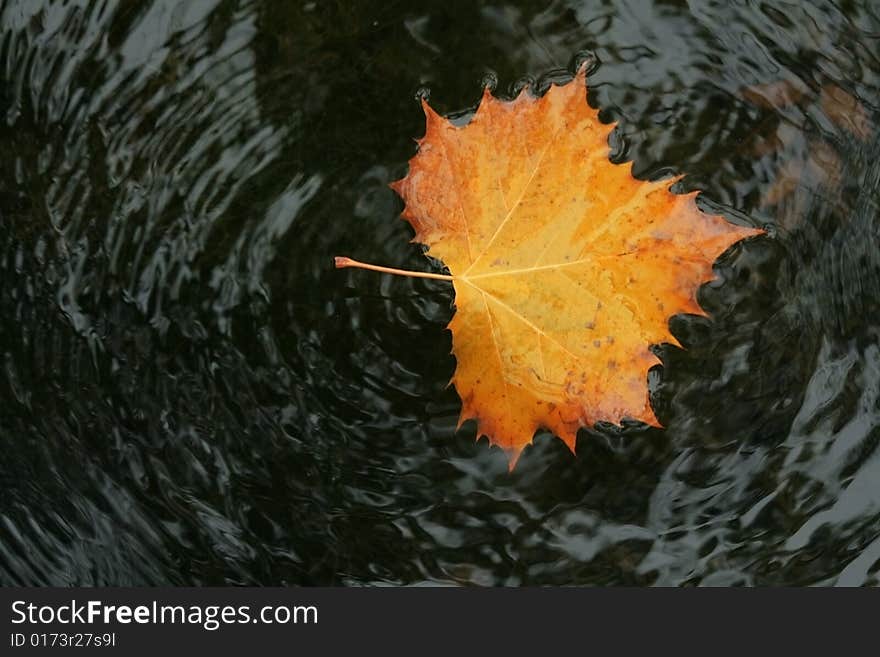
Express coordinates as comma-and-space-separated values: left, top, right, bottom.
480, 84, 494, 105
421, 97, 443, 125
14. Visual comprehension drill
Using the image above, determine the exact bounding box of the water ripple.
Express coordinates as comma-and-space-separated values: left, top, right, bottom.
1, 0, 879, 585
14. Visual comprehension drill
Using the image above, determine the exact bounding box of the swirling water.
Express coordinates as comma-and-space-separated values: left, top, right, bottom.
1, 0, 879, 585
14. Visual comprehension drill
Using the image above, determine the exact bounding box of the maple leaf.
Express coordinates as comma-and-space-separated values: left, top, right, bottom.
337, 66, 763, 467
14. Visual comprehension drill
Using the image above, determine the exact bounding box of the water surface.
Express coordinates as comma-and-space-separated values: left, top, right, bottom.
1, 0, 879, 585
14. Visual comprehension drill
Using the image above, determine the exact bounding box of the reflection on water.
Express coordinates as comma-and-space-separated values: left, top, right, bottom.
1, 0, 878, 585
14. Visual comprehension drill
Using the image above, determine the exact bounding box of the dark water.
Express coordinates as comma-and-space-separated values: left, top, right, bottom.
1, 0, 879, 586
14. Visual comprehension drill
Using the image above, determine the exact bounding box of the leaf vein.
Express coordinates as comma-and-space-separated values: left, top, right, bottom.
462, 121, 565, 276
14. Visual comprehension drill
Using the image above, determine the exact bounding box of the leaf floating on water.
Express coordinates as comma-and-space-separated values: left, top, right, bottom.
338, 66, 763, 468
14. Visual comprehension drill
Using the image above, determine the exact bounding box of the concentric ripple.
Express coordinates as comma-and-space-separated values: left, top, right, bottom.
1, 0, 878, 585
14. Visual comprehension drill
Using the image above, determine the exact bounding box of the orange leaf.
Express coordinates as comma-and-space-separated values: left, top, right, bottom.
338, 67, 763, 468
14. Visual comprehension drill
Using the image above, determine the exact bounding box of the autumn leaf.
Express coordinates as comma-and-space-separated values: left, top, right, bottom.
337, 66, 763, 467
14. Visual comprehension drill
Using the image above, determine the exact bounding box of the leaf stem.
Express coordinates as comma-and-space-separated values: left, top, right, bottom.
334, 256, 454, 281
